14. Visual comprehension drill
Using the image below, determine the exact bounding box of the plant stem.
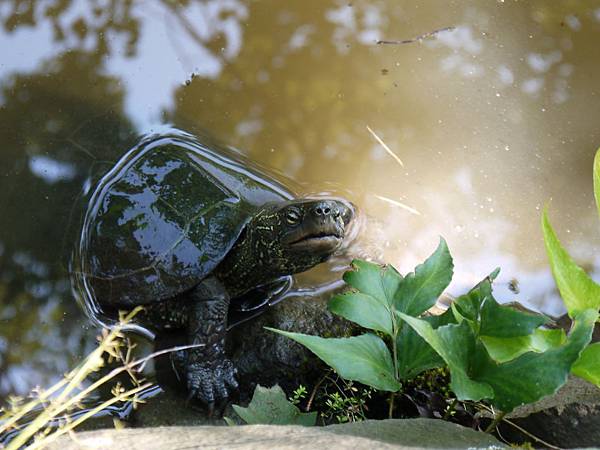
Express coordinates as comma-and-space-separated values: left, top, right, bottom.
388, 392, 395, 419
484, 411, 506, 434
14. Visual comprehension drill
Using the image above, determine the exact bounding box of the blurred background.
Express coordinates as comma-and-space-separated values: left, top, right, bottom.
2, 0, 600, 400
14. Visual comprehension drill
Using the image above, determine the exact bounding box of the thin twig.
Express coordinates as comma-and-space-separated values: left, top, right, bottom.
377, 26, 456, 45
374, 194, 421, 216
475, 402, 562, 449
306, 370, 331, 412
366, 125, 404, 167
500, 417, 562, 450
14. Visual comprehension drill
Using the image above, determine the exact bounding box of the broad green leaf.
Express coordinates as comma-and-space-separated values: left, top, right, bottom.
480, 328, 566, 363
394, 238, 454, 316
329, 292, 394, 336
232, 384, 317, 426
473, 309, 598, 412
343, 260, 402, 308
267, 329, 401, 392
452, 271, 498, 325
594, 147, 600, 220
572, 342, 600, 387
479, 297, 550, 338
397, 313, 494, 401
542, 209, 600, 316
396, 308, 456, 380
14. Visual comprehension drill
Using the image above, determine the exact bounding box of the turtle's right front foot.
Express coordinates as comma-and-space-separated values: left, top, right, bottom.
187, 358, 238, 413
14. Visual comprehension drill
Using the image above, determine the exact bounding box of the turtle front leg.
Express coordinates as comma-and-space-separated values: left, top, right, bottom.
186, 276, 238, 411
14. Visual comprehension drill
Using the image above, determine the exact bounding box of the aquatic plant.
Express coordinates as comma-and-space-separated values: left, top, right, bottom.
270, 173, 600, 427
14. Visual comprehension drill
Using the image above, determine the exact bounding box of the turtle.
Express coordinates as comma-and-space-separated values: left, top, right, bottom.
73, 130, 354, 409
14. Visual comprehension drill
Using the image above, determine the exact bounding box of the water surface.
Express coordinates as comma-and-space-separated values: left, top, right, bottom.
2, 0, 600, 400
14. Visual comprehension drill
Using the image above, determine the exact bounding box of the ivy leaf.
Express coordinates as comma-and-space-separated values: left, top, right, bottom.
572, 342, 600, 387
343, 260, 402, 309
232, 385, 316, 426
394, 238, 454, 316
542, 209, 600, 317
397, 313, 494, 401
452, 270, 499, 325
329, 292, 394, 336
267, 329, 401, 392
479, 297, 550, 338
480, 328, 566, 363
473, 309, 598, 412
396, 308, 456, 380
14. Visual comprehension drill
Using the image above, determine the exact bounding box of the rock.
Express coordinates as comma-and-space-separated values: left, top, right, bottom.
146, 293, 354, 423
228, 293, 355, 395
47, 418, 503, 450
496, 377, 600, 447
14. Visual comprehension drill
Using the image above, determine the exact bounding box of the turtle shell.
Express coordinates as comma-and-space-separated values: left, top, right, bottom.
75, 130, 293, 308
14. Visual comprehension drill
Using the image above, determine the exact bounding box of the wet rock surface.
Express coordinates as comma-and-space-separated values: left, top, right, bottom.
143, 293, 355, 424
48, 418, 503, 450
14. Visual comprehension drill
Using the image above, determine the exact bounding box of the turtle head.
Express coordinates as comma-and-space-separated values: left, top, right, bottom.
249, 198, 354, 275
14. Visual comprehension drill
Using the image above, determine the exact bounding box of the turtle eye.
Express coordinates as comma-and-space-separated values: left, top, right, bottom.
285, 208, 301, 224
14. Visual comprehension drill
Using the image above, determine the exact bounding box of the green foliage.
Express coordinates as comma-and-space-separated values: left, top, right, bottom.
572, 343, 600, 385
321, 386, 371, 424
232, 385, 317, 426
270, 228, 600, 416
542, 209, 600, 316
267, 331, 400, 392
540, 146, 600, 388
289, 385, 308, 406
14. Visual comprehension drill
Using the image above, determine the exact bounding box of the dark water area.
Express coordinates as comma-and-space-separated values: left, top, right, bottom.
2, 0, 600, 401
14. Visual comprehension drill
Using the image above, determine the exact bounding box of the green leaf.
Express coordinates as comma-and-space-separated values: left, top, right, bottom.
343, 260, 402, 309
480, 328, 566, 363
232, 385, 317, 426
396, 308, 456, 380
479, 297, 550, 338
594, 147, 600, 220
267, 329, 401, 392
452, 272, 498, 325
397, 313, 494, 401
473, 309, 598, 412
393, 238, 454, 316
572, 342, 600, 387
329, 292, 394, 335
542, 209, 600, 317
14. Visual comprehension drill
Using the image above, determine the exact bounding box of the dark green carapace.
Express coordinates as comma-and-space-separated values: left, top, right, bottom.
73, 129, 354, 409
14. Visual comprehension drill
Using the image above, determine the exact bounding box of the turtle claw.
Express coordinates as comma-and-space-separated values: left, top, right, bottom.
186, 358, 238, 413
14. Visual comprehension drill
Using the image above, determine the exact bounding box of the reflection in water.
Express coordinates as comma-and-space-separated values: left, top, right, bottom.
2, 1, 600, 403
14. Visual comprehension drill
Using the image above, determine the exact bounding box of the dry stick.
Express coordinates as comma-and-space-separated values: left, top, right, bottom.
305, 370, 331, 412
377, 26, 456, 45
475, 403, 561, 450
484, 411, 506, 434
499, 417, 562, 450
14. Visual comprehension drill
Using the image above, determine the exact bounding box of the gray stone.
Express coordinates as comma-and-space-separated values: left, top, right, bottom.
495, 377, 600, 448
47, 419, 503, 450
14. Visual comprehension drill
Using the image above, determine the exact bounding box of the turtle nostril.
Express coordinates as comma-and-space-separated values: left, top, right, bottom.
313, 202, 334, 217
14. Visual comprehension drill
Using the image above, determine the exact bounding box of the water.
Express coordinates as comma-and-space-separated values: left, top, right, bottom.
2, 0, 600, 401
